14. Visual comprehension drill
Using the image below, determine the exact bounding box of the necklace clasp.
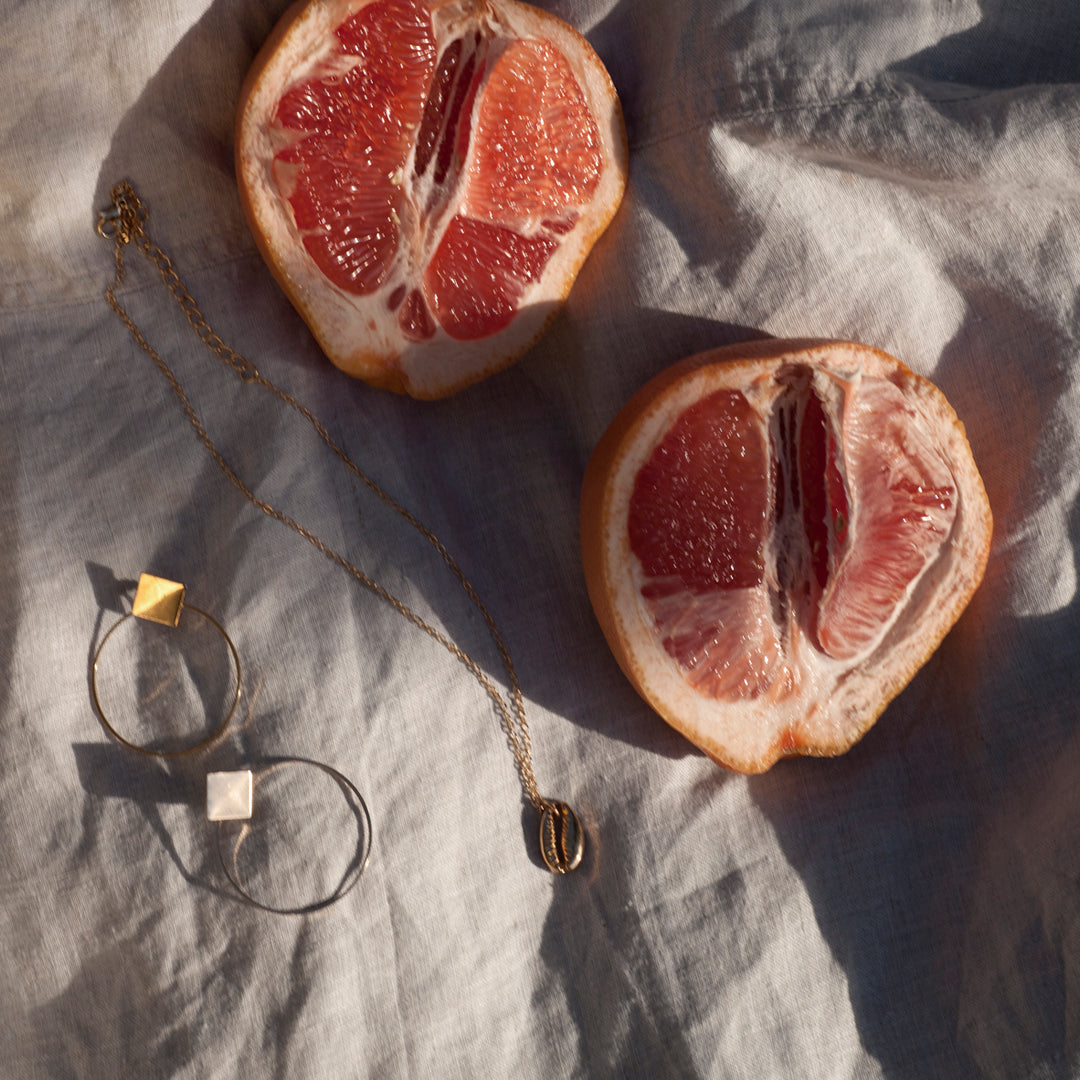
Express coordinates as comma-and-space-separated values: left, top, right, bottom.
97, 180, 146, 244
96, 205, 121, 239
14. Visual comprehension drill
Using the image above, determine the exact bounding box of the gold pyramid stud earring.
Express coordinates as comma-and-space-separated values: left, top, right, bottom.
131, 572, 187, 626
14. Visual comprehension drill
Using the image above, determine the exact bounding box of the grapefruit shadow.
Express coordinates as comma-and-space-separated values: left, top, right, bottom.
503, 307, 774, 761
94, 0, 758, 803
746, 588, 1080, 1078
93, 0, 293, 268
745, 294, 1080, 1076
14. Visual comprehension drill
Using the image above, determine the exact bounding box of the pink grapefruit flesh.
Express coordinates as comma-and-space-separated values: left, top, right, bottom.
581, 339, 993, 773
236, 0, 627, 397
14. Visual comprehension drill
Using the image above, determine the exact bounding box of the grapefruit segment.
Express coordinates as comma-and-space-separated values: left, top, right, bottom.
628, 389, 769, 593
236, 0, 627, 397
464, 38, 603, 223
270, 0, 437, 296
643, 581, 788, 701
817, 376, 958, 661
580, 339, 993, 773
423, 214, 559, 340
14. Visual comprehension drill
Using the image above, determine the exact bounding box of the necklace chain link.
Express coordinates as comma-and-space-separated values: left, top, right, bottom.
98, 179, 552, 817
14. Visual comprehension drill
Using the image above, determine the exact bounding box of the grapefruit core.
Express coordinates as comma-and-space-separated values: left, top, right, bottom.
580, 339, 993, 774
236, 0, 627, 398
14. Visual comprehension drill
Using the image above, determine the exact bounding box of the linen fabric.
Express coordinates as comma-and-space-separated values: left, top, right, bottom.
1, 0, 1078, 1076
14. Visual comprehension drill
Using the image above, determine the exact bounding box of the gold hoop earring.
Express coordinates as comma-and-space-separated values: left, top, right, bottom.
91, 572, 241, 757
209, 760, 373, 915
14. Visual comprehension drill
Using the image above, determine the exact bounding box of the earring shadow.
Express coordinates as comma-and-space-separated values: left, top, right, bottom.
72, 741, 243, 902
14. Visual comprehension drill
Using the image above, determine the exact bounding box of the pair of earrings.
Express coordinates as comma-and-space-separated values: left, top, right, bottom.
91, 572, 372, 914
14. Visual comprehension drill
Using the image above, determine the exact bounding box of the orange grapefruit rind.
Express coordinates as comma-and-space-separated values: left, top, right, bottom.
581, 338, 993, 774
236, 0, 628, 398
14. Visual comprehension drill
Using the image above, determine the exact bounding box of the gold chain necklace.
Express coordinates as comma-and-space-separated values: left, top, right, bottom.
97, 179, 584, 874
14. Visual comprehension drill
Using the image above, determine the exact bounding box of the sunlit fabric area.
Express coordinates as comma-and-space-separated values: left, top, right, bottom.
1, 0, 1078, 1075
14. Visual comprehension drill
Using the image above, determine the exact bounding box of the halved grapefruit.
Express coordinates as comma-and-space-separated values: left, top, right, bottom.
235, 0, 627, 398
580, 339, 993, 773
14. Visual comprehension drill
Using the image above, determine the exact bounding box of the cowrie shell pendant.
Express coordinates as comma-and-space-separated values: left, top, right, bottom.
540, 801, 584, 874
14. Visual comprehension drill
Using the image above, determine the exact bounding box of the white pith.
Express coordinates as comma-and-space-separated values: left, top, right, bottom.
236, 0, 627, 397
597, 342, 993, 772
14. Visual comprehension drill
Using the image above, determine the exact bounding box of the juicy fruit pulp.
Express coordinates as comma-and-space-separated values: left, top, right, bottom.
237, 0, 627, 396
581, 340, 993, 773
629, 369, 957, 697
272, 9, 599, 339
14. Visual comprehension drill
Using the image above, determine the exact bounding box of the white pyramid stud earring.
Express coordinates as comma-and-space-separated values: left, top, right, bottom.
206, 770, 254, 822
210, 760, 373, 916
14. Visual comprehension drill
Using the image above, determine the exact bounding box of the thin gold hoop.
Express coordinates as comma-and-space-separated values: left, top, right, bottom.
213, 759, 373, 915
91, 573, 241, 757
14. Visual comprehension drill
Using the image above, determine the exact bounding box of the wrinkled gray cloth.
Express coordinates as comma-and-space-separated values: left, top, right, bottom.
2, 0, 1078, 1076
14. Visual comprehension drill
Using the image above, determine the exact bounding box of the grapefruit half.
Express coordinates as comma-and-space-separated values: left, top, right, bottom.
236, 0, 627, 398
580, 339, 993, 773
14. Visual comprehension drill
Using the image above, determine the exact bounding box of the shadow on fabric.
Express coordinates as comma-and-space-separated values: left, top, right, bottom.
32, 940, 205, 1078
533, 0, 1080, 1063
748, 592, 1080, 1079
889, 0, 1080, 92
76, 561, 258, 902
533, 801, 734, 1077
71, 739, 236, 902
745, 264, 1080, 1075
89, 0, 655, 766
92, 0, 293, 267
